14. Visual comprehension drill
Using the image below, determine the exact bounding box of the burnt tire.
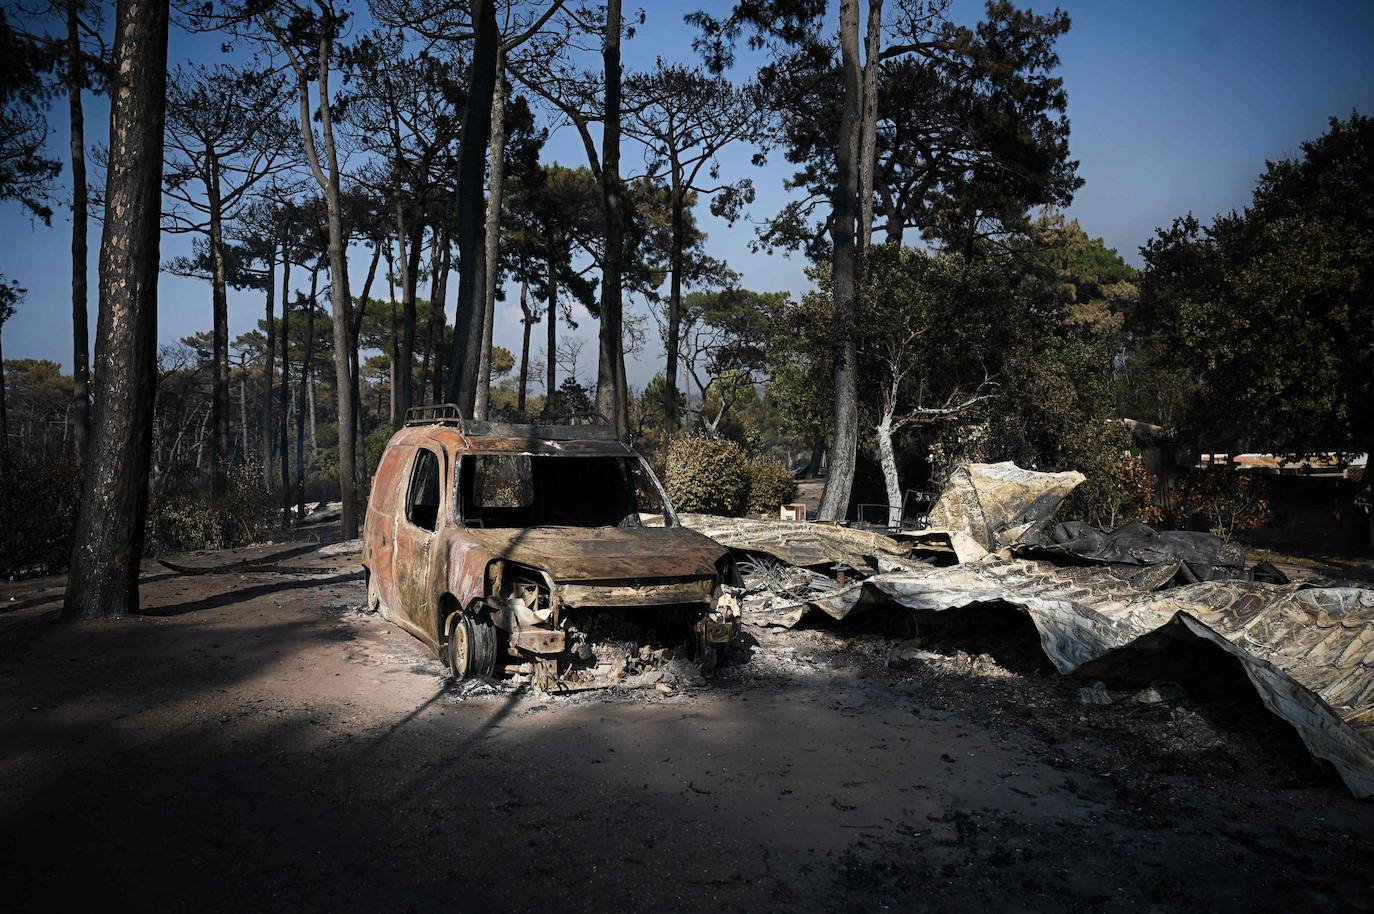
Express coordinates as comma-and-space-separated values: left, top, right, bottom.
446, 611, 497, 681
365, 571, 381, 614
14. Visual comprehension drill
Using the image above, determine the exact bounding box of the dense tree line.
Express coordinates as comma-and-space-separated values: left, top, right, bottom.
0, 1, 1369, 611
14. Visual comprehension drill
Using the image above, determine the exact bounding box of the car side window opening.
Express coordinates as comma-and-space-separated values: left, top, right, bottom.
458, 454, 651, 528
406, 448, 442, 532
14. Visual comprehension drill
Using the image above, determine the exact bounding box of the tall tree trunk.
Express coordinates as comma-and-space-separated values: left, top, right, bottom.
805, 440, 824, 479
446, 0, 499, 416
858, 0, 882, 251
475, 52, 507, 420
664, 163, 684, 434
816, 0, 863, 522
280, 261, 291, 521
296, 16, 358, 538
398, 221, 422, 416
596, 0, 628, 437
875, 405, 902, 529
307, 370, 317, 458
67, 0, 90, 459
545, 250, 557, 408
387, 234, 400, 424
418, 226, 443, 406
207, 155, 229, 495
0, 326, 9, 481
239, 365, 249, 458
260, 238, 277, 488
297, 265, 318, 521
429, 228, 451, 405
351, 237, 381, 484
63, 0, 169, 620
516, 276, 532, 414
884, 204, 904, 246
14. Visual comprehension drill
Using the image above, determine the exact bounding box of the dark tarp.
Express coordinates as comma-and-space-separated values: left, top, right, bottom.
1020, 519, 1288, 586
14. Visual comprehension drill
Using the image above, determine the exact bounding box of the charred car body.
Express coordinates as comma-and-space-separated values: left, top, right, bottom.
362, 406, 741, 689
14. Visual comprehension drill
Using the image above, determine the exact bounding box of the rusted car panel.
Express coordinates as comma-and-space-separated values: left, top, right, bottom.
459, 527, 727, 582
361, 409, 740, 688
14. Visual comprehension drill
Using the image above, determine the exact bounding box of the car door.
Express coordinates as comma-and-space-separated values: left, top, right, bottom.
393, 445, 445, 645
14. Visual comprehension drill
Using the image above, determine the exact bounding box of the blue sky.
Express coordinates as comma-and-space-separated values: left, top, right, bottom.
2, 0, 1372, 391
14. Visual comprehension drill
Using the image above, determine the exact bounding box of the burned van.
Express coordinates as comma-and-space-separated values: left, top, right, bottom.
361, 406, 741, 690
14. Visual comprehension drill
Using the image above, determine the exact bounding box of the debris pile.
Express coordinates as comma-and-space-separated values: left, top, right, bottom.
682, 461, 1374, 798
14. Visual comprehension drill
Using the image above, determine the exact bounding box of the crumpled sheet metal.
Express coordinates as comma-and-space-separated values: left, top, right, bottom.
675, 513, 912, 571
926, 462, 1085, 552
756, 558, 1374, 798
1021, 518, 1251, 584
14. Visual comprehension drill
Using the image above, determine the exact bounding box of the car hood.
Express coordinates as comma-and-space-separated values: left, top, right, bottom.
461, 525, 727, 583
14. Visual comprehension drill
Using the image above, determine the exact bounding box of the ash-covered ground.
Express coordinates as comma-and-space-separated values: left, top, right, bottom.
2, 542, 1371, 912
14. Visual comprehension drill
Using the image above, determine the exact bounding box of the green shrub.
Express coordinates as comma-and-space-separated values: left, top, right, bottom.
0, 454, 82, 578
665, 436, 751, 516
364, 425, 395, 477
1177, 466, 1273, 541
144, 459, 273, 556
747, 454, 798, 514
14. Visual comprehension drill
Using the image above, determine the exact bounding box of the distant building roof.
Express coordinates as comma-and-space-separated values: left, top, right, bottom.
1198, 452, 1367, 479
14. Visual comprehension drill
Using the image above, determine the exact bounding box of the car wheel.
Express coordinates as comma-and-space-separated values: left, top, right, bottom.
446, 611, 498, 680
446, 613, 474, 680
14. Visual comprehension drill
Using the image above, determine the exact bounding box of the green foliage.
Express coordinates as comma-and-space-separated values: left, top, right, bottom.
0, 454, 81, 578
1056, 450, 1165, 530
665, 436, 751, 516
489, 346, 516, 379
731, 0, 1079, 256
765, 265, 834, 445
544, 377, 595, 420
145, 460, 274, 556
1028, 213, 1138, 335
854, 245, 1015, 425
964, 331, 1130, 527
0, 10, 61, 222
1177, 467, 1274, 542
364, 425, 395, 476
1137, 113, 1374, 457
746, 454, 797, 514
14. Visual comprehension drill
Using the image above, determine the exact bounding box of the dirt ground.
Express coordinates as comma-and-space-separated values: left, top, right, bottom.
2, 541, 1372, 913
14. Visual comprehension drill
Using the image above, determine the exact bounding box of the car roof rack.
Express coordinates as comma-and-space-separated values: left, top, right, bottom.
403, 404, 619, 441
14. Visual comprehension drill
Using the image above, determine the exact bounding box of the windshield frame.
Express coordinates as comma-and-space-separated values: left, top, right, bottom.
451, 450, 679, 529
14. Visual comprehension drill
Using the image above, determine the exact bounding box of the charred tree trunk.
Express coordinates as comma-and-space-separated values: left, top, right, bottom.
296, 265, 318, 521
516, 276, 532, 414
664, 162, 684, 435
387, 235, 400, 424
0, 326, 8, 480
351, 237, 381, 483
280, 283, 292, 522
67, 0, 90, 459
475, 52, 507, 420
858, 0, 882, 251
429, 229, 451, 406
307, 370, 317, 459
398, 221, 423, 416
544, 251, 557, 409
596, 0, 628, 437
446, 0, 499, 416
805, 440, 824, 479
63, 0, 169, 620
816, 0, 863, 522
239, 363, 249, 458
260, 237, 277, 488
418, 226, 443, 407
207, 153, 230, 495
289, 12, 358, 537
